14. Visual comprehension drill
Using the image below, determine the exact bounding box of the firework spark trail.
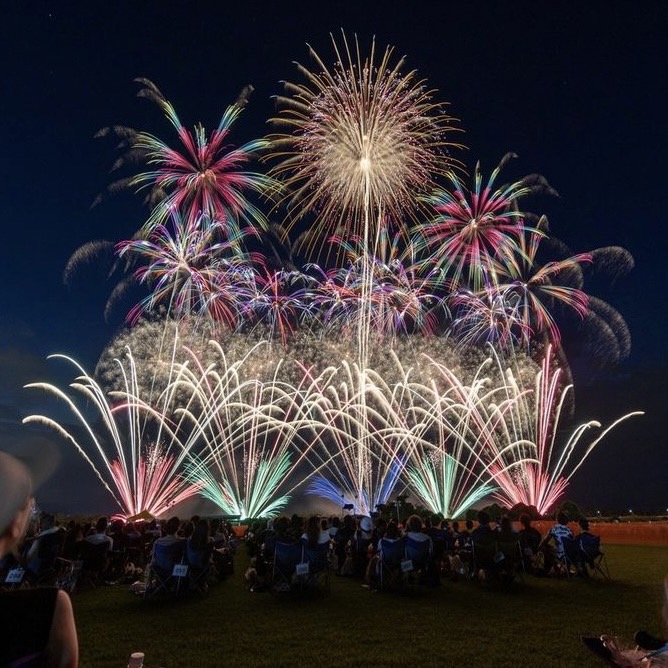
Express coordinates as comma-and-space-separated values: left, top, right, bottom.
487, 346, 643, 514
159, 340, 327, 518
22, 352, 201, 519
397, 352, 540, 517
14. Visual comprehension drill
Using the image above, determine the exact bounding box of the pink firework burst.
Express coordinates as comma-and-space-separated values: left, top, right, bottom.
414, 153, 537, 290
96, 78, 274, 235
488, 346, 642, 515
117, 210, 253, 327
490, 215, 592, 348
310, 227, 445, 338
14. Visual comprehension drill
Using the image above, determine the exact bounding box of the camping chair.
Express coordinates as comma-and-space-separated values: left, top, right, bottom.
144, 540, 188, 598
349, 531, 371, 578
76, 540, 111, 588
25, 528, 65, 586
404, 536, 434, 586
271, 541, 304, 593
377, 537, 406, 590
186, 541, 214, 594
471, 531, 498, 580
554, 536, 583, 577
450, 534, 473, 579
301, 541, 331, 591
578, 533, 610, 579
54, 558, 82, 593
430, 529, 453, 576
495, 534, 525, 582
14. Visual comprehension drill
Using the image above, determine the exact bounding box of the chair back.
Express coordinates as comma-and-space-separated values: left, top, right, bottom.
578, 533, 602, 563
303, 541, 329, 574
273, 541, 304, 576
472, 530, 497, 570
405, 536, 431, 568
152, 539, 186, 572
561, 536, 580, 563
379, 537, 406, 567
430, 529, 453, 558
186, 540, 210, 570
79, 540, 109, 571
496, 533, 521, 559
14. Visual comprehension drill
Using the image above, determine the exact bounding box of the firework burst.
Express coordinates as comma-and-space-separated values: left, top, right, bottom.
95, 78, 274, 236
23, 352, 201, 519
117, 210, 256, 326
488, 346, 643, 514
268, 31, 462, 252
414, 153, 545, 291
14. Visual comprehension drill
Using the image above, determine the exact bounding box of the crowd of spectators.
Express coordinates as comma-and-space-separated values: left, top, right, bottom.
241, 508, 609, 592
0, 510, 240, 595
0, 503, 609, 599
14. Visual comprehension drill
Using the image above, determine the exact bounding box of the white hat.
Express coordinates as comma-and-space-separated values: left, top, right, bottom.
359, 516, 373, 532
0, 452, 32, 535
0, 431, 58, 535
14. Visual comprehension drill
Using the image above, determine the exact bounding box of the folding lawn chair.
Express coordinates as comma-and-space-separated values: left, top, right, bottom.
404, 536, 433, 586
271, 541, 304, 593
377, 537, 406, 590
76, 540, 111, 588
301, 541, 331, 591
186, 540, 213, 594
144, 540, 188, 598
578, 533, 610, 580
495, 534, 525, 582
471, 532, 497, 580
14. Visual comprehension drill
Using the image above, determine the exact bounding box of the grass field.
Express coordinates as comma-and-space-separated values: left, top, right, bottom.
71, 544, 667, 667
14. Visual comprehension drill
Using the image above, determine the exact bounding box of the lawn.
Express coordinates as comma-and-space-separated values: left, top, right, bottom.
71, 544, 667, 667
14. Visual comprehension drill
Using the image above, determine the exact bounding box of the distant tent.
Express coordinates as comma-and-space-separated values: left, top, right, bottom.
127, 509, 155, 522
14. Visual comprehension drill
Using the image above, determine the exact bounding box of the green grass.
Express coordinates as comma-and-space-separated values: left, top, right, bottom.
72, 545, 667, 667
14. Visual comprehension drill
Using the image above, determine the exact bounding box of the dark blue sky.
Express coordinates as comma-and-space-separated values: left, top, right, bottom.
1, 1, 665, 512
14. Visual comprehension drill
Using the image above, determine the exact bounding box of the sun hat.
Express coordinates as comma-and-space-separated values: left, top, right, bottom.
0, 430, 59, 535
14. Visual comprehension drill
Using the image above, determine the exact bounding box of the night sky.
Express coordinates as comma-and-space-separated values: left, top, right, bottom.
1, 1, 665, 514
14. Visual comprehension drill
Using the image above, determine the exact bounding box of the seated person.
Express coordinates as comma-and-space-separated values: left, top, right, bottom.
518, 513, 543, 573
0, 450, 78, 667
347, 516, 373, 578
404, 514, 432, 544
24, 512, 64, 581
366, 521, 402, 589
146, 517, 186, 591
85, 516, 114, 552
154, 516, 182, 547
404, 515, 434, 580
471, 511, 497, 578
540, 511, 579, 575
456, 519, 474, 548
582, 576, 668, 666
301, 515, 332, 547
333, 515, 355, 574
471, 510, 494, 541
577, 517, 605, 574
